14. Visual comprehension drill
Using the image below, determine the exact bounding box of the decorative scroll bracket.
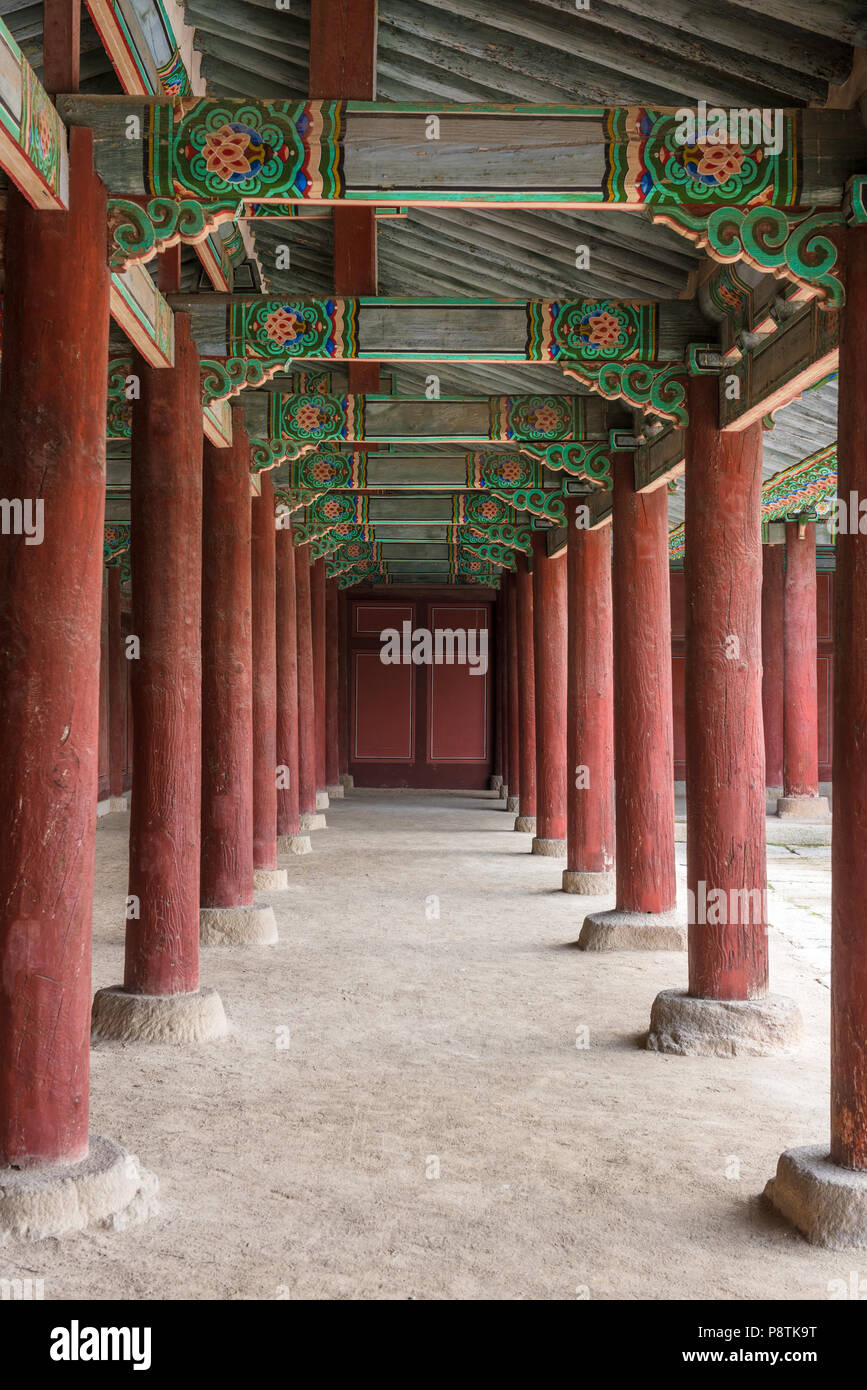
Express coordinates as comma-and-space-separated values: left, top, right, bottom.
650, 204, 845, 310
108, 197, 242, 272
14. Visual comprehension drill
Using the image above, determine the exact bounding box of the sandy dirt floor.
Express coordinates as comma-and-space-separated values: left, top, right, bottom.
0, 790, 854, 1300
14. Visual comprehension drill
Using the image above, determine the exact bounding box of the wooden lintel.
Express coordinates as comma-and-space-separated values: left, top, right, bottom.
269, 391, 606, 445
84, 0, 161, 95
203, 398, 233, 448
110, 265, 175, 367
55, 97, 867, 210
0, 20, 69, 210
174, 295, 710, 365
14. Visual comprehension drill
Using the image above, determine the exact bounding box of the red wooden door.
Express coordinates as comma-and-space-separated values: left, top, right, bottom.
348, 597, 493, 788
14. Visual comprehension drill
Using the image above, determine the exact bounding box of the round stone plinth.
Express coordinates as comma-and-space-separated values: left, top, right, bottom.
340, 773, 354, 790
300, 812, 327, 831
109, 796, 127, 812
278, 833, 312, 855
327, 783, 344, 799
253, 867, 289, 891
500, 785, 509, 801
562, 869, 616, 895
646, 989, 802, 1056
92, 985, 228, 1044
777, 795, 831, 821
316, 790, 330, 810
531, 837, 567, 857
764, 1146, 867, 1249
0, 1136, 158, 1243
489, 775, 502, 792
506, 795, 520, 812
514, 815, 536, 834
579, 908, 685, 952
200, 903, 278, 946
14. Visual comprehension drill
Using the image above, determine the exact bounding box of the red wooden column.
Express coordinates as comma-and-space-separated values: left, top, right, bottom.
200, 415, 277, 946
310, 0, 376, 798
648, 376, 800, 1053
580, 455, 681, 949
761, 543, 785, 794
766, 225, 867, 1243
93, 315, 229, 1053
0, 131, 112, 1183
251, 472, 288, 891
491, 592, 505, 794
338, 590, 352, 790
311, 556, 329, 812
326, 578, 343, 798
563, 506, 615, 895
778, 521, 830, 818
275, 525, 311, 854
295, 545, 323, 831
107, 565, 127, 808
498, 592, 510, 798
505, 573, 521, 813
514, 553, 537, 833
42, 0, 80, 93
531, 534, 568, 857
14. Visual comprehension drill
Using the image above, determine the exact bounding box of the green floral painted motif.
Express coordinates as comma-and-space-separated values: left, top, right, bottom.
150, 99, 344, 200
230, 299, 358, 360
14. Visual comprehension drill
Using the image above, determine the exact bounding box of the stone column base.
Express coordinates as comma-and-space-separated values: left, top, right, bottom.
506, 795, 520, 812
531, 837, 567, 857
579, 908, 685, 951
500, 784, 508, 801
109, 796, 128, 812
316, 789, 329, 810
278, 833, 312, 855
777, 794, 831, 820
200, 903, 278, 946
327, 782, 344, 799
646, 989, 802, 1056
0, 1135, 158, 1242
562, 869, 616, 895
489, 775, 502, 792
514, 815, 536, 834
253, 867, 289, 891
299, 812, 327, 831
340, 773, 354, 790
92, 985, 228, 1044
764, 1145, 867, 1249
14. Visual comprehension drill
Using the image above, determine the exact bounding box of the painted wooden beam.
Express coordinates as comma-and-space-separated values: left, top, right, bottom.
84, 0, 193, 97
268, 391, 604, 444
0, 20, 69, 210
262, 444, 610, 490
87, 3, 237, 294
110, 263, 175, 367
720, 299, 839, 433
203, 398, 233, 448
55, 98, 867, 209
173, 294, 711, 365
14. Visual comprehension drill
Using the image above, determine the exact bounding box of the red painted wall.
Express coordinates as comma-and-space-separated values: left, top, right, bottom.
348, 592, 493, 788
670, 567, 833, 782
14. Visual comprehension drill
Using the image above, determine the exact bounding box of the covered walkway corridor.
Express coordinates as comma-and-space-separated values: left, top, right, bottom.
1, 788, 834, 1301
